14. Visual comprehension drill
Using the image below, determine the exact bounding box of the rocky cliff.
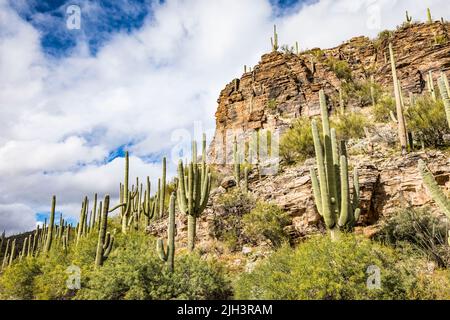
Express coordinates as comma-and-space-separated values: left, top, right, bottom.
209, 21, 450, 163
148, 22, 450, 269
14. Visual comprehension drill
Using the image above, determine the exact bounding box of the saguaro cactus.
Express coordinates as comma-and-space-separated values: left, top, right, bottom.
389, 43, 408, 155
405, 11, 412, 24
159, 157, 166, 218
427, 8, 433, 24
310, 90, 360, 238
157, 192, 176, 272
95, 195, 114, 268
419, 160, 450, 218
177, 136, 212, 251
43, 196, 56, 254
2, 239, 10, 269
271, 24, 279, 51
233, 137, 241, 188
438, 73, 450, 128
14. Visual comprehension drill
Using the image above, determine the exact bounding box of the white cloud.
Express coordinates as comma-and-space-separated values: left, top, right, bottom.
0, 0, 449, 235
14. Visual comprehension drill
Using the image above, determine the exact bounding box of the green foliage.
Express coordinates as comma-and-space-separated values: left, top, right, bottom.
76, 233, 231, 300
325, 57, 352, 81
376, 207, 450, 267
371, 94, 396, 122
234, 234, 450, 300
331, 111, 369, 141
214, 190, 256, 251
267, 99, 278, 110
341, 79, 383, 107
242, 202, 290, 248
406, 95, 450, 147
279, 117, 316, 164
373, 30, 393, 49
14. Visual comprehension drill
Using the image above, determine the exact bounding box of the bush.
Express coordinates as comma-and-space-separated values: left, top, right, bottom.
342, 80, 383, 107
76, 233, 231, 300
325, 57, 352, 81
406, 95, 450, 147
371, 94, 396, 123
376, 207, 450, 267
279, 117, 316, 165
0, 258, 42, 299
331, 112, 369, 141
242, 202, 290, 248
214, 190, 256, 251
234, 234, 450, 300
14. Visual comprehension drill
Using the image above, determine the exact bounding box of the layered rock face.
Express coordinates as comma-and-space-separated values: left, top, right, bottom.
208, 22, 450, 164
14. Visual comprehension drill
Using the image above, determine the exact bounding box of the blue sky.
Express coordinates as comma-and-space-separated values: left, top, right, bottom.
9, 0, 309, 57
1, 0, 449, 235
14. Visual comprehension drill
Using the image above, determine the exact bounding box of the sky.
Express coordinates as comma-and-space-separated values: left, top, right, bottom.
1, 0, 449, 235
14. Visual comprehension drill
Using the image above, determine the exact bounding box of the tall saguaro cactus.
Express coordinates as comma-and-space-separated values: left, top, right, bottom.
419, 160, 450, 218
159, 157, 166, 218
389, 43, 408, 155
95, 195, 114, 268
43, 196, 56, 254
310, 90, 360, 238
157, 192, 176, 272
177, 136, 212, 251
438, 73, 450, 128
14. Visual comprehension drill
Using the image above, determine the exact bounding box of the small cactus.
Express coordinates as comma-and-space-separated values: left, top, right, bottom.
271, 25, 279, 52
405, 11, 412, 24
427, 8, 433, 24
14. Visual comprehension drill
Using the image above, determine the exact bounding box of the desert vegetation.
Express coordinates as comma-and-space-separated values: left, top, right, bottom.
1, 9, 450, 300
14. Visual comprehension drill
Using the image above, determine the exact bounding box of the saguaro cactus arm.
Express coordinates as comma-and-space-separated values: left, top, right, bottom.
419, 160, 450, 218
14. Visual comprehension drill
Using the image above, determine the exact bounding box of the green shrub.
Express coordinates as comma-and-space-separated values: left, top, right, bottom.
342, 80, 383, 107
331, 111, 369, 141
371, 94, 396, 122
0, 258, 42, 300
325, 57, 352, 81
406, 95, 450, 147
234, 234, 450, 300
214, 190, 256, 251
76, 233, 231, 300
279, 117, 316, 165
376, 207, 450, 267
242, 202, 290, 248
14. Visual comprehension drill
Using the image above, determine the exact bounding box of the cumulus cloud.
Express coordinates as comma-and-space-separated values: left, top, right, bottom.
0, 0, 449, 235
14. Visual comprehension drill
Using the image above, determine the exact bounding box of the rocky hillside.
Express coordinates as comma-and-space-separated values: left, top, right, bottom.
148, 21, 450, 266
209, 21, 450, 162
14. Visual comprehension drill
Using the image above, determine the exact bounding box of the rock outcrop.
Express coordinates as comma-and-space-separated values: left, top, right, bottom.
208, 22, 450, 163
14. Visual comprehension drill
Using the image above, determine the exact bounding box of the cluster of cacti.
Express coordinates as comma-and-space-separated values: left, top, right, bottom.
110, 152, 166, 235
157, 192, 176, 271
271, 25, 279, 52
177, 134, 212, 251
310, 90, 361, 238
389, 43, 409, 155
437, 73, 450, 128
